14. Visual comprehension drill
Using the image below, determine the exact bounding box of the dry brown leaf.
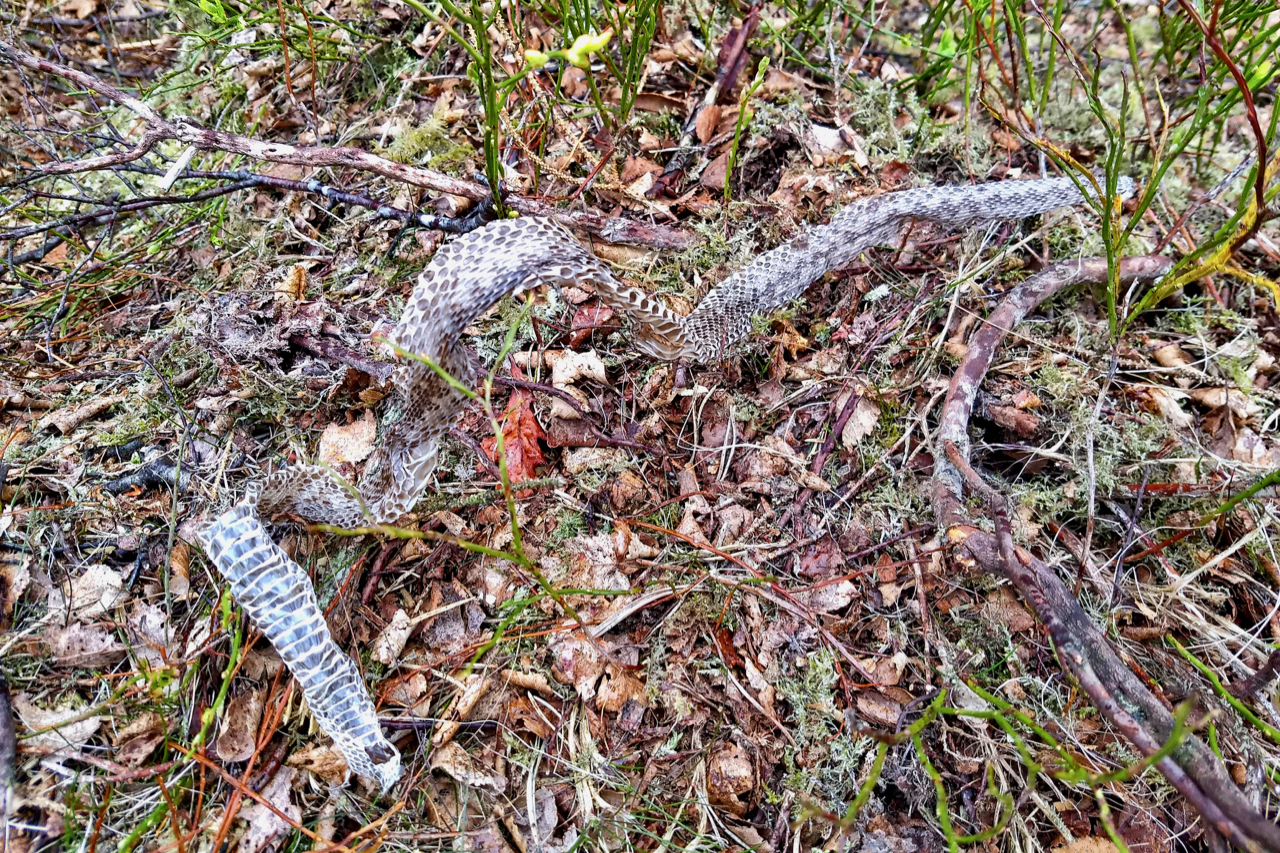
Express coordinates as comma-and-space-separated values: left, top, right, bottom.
630, 92, 686, 113
569, 301, 618, 349
675, 505, 709, 543
318, 409, 377, 466
695, 104, 721, 144
768, 169, 836, 216
855, 691, 902, 727
114, 712, 167, 767
430, 742, 507, 792
1013, 389, 1042, 409
126, 600, 176, 671
1152, 342, 1191, 368
772, 319, 810, 359
858, 651, 908, 686
706, 741, 755, 816
878, 581, 903, 606
1230, 427, 1274, 465
239, 767, 300, 853
432, 674, 490, 747
43, 622, 126, 668
502, 669, 556, 697
387, 672, 429, 708
983, 587, 1036, 633
169, 540, 191, 599
835, 387, 881, 446
596, 666, 646, 713
215, 689, 264, 763
1054, 839, 1120, 853
372, 608, 411, 666
14, 693, 101, 751
798, 579, 856, 613
58, 0, 98, 18
699, 151, 730, 191
46, 564, 125, 622
880, 160, 910, 186
481, 388, 546, 491
1190, 387, 1261, 418
715, 504, 752, 546
620, 155, 662, 185
989, 404, 1040, 438
990, 129, 1022, 151
38, 395, 125, 434
287, 744, 349, 786
41, 240, 69, 265
560, 66, 588, 98
242, 646, 285, 680
2, 552, 32, 620
562, 446, 625, 474
799, 536, 845, 578
1139, 387, 1194, 429
549, 634, 605, 699
637, 129, 663, 151
502, 693, 556, 739
542, 532, 629, 594
802, 123, 857, 166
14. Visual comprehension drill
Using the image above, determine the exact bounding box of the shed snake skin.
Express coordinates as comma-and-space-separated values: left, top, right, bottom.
196, 175, 1135, 789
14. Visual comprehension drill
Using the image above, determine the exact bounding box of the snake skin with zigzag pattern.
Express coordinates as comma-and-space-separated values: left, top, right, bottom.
199, 175, 1135, 790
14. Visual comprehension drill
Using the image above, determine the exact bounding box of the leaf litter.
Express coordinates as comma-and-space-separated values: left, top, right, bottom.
2, 1, 1280, 851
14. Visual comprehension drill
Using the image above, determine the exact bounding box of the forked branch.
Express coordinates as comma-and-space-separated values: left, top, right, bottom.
0, 41, 693, 250
933, 256, 1280, 853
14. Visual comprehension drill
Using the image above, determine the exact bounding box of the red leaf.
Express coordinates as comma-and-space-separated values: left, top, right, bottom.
569, 301, 616, 348
880, 160, 910, 186
481, 389, 546, 490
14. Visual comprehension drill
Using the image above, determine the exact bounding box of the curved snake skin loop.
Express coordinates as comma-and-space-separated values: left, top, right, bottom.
200, 175, 1135, 790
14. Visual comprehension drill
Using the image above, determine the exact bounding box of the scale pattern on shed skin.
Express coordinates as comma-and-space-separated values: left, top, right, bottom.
197, 505, 402, 790
198, 175, 1134, 790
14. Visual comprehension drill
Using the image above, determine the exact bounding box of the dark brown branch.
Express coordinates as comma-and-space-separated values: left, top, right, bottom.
0, 41, 694, 250
1225, 649, 1280, 699
932, 255, 1172, 530
954, 529, 1280, 853
932, 254, 1280, 853
289, 334, 394, 382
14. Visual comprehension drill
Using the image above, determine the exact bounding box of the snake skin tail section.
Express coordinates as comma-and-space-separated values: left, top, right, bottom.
198, 505, 402, 791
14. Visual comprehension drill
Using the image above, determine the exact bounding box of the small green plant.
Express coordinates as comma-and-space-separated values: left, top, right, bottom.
724, 57, 770, 201
199, 0, 229, 23
399, 0, 534, 211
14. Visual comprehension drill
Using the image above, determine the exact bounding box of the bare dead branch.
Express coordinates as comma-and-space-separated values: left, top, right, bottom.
0, 41, 694, 250
1, 178, 260, 242
31, 129, 164, 176
931, 254, 1280, 853
955, 529, 1280, 853
931, 254, 1173, 530
1225, 649, 1280, 699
